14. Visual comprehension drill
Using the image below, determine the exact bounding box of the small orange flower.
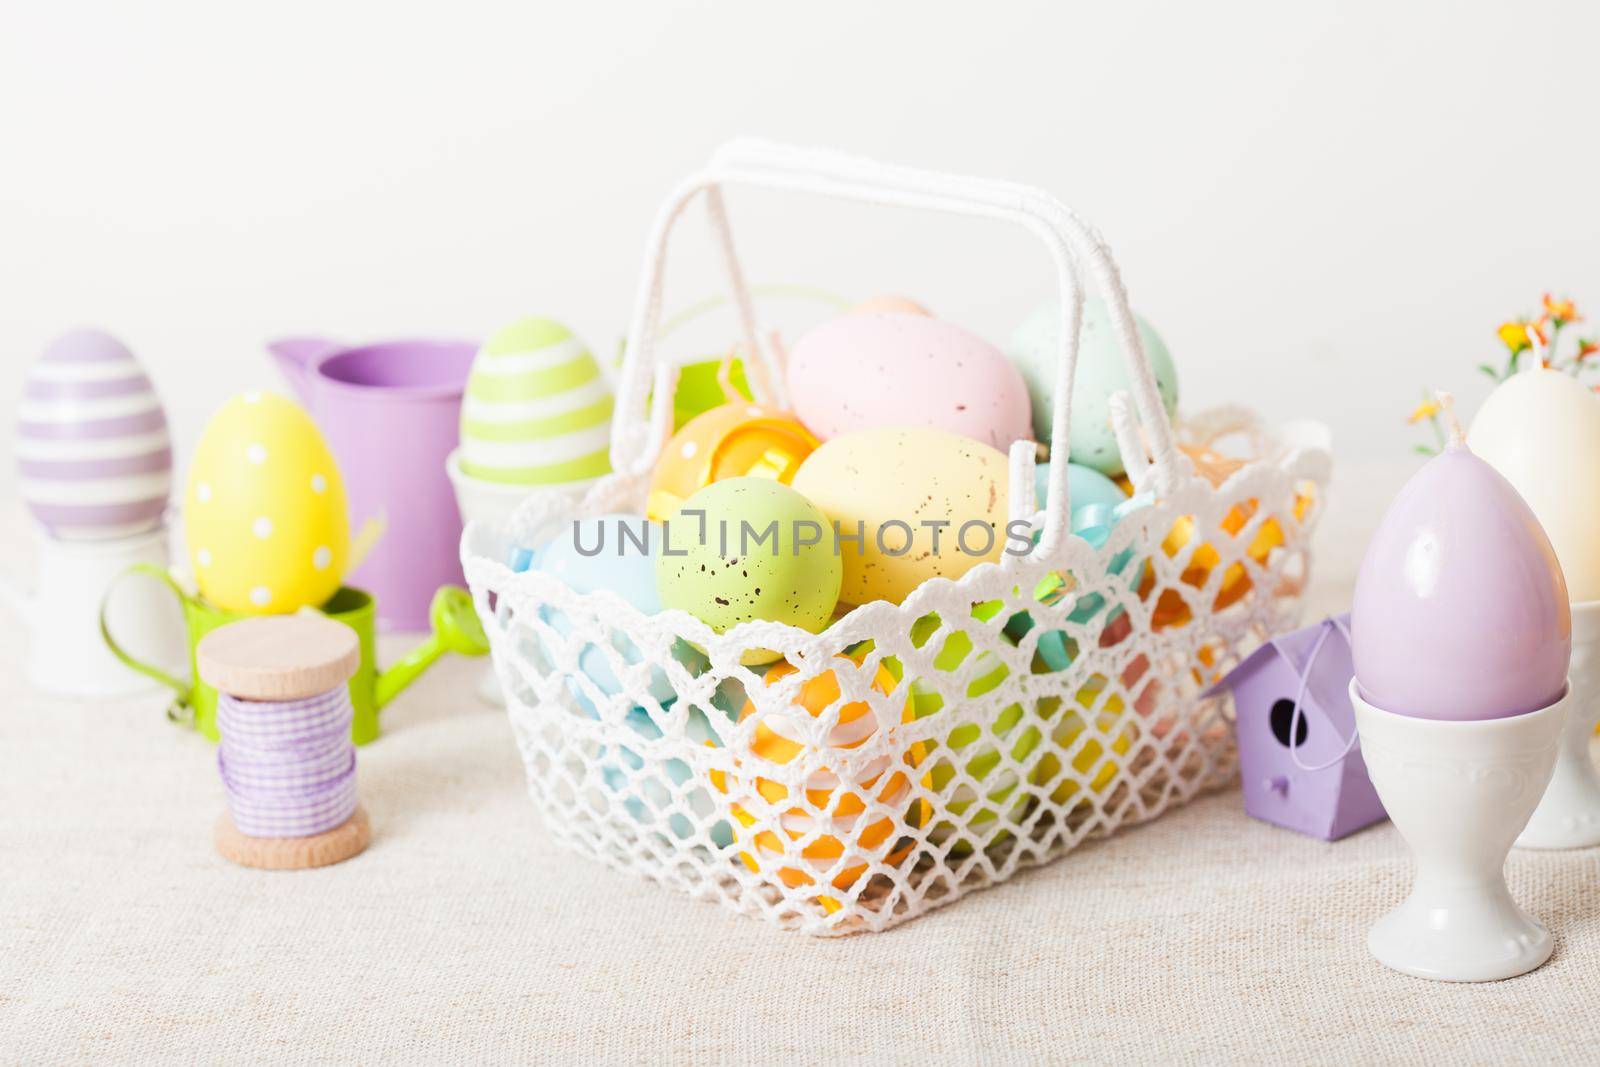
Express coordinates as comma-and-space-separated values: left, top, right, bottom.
1544, 293, 1581, 325
1407, 398, 1440, 424
1578, 338, 1600, 362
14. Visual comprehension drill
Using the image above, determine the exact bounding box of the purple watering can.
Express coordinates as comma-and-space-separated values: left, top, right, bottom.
269, 337, 476, 631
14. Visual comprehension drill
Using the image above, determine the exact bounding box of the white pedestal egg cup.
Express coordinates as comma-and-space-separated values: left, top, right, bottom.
1350, 679, 1567, 982
1518, 600, 1600, 849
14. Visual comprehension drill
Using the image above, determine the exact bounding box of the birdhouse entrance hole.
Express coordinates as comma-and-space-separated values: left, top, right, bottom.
1269, 698, 1309, 748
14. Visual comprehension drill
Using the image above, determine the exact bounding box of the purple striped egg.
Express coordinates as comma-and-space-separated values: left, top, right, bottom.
16, 329, 172, 540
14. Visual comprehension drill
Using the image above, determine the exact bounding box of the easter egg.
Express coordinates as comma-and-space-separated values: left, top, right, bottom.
792, 427, 1009, 607
1469, 368, 1600, 602
786, 314, 1032, 450
647, 401, 817, 521
602, 704, 732, 848
459, 316, 614, 486
538, 514, 672, 704
1032, 680, 1135, 805
1352, 442, 1570, 720
850, 294, 931, 316
715, 656, 927, 913
1007, 298, 1179, 475
905, 615, 1041, 852
1033, 461, 1129, 517
184, 393, 349, 614
541, 515, 662, 613
16, 329, 171, 540
655, 479, 842, 664
1145, 444, 1312, 630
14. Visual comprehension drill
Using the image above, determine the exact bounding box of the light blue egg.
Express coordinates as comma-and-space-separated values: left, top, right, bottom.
537, 514, 671, 705
1008, 297, 1179, 476
540, 514, 662, 612
509, 539, 550, 573
1033, 462, 1129, 519
601, 706, 733, 847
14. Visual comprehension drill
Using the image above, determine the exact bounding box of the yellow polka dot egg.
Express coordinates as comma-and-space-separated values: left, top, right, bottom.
183, 392, 350, 614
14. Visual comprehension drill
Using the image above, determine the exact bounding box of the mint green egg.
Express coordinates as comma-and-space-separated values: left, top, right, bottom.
654, 478, 842, 661
1007, 298, 1178, 476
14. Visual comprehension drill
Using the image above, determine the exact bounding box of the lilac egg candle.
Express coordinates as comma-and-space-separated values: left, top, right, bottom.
1352, 427, 1570, 720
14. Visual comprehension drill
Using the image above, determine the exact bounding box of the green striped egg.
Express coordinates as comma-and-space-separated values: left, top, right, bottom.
459, 317, 615, 486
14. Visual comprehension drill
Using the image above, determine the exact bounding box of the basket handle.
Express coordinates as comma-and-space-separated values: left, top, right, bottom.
610, 139, 1180, 562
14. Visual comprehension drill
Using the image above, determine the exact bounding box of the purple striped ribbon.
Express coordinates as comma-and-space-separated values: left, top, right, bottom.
216, 687, 358, 839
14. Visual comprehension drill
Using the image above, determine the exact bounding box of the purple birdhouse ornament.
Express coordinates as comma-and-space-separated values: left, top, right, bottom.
1205, 614, 1387, 841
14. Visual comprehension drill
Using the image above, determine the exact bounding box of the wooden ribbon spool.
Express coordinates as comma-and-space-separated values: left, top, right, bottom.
197, 615, 370, 870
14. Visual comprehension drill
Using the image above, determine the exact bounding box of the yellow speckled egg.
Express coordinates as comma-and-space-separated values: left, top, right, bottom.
184, 392, 350, 614
791, 427, 1010, 607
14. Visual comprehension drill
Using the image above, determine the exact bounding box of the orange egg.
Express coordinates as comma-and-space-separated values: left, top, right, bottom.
714, 657, 927, 914
646, 401, 818, 521
1146, 445, 1313, 629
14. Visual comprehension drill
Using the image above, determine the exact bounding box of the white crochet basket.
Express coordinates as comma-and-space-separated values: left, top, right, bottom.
461, 140, 1332, 936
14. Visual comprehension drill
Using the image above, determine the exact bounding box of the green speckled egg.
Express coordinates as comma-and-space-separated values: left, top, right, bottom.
655, 478, 842, 663
1007, 298, 1178, 476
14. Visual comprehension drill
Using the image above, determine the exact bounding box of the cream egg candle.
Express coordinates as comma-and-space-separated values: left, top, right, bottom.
1468, 366, 1600, 603
1469, 364, 1600, 848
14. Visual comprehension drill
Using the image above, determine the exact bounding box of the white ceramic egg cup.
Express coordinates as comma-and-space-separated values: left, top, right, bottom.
1, 523, 185, 698
1350, 679, 1567, 982
1518, 600, 1600, 850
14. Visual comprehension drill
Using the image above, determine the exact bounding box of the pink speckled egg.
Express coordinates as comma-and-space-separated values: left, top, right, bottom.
785, 314, 1032, 450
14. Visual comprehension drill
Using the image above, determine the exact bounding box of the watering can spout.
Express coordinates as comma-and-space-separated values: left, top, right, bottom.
373, 586, 489, 709
267, 337, 342, 402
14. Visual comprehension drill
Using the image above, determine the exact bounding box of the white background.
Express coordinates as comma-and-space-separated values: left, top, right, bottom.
5, 0, 1599, 569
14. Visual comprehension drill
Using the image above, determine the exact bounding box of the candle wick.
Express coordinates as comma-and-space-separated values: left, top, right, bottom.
1435, 389, 1465, 446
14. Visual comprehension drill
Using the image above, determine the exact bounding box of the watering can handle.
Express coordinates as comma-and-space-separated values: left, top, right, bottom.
374, 634, 440, 709
100, 563, 193, 705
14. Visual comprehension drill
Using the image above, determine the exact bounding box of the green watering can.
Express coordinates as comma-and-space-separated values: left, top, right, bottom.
101, 564, 488, 745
